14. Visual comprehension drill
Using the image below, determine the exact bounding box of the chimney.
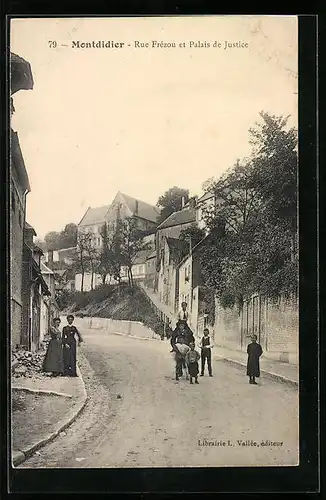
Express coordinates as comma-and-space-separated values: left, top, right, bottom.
135, 200, 139, 215
48, 250, 54, 269
181, 196, 185, 209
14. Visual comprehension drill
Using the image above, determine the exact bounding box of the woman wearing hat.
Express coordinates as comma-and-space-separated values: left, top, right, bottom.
62, 315, 83, 377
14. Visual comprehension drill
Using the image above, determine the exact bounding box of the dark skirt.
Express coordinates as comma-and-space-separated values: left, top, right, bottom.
43, 339, 64, 374
63, 341, 77, 376
246, 355, 260, 377
188, 361, 199, 377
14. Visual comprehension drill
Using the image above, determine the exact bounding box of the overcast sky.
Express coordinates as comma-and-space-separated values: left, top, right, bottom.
11, 16, 298, 239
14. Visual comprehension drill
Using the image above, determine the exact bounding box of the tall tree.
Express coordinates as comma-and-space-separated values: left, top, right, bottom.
119, 217, 150, 287
98, 223, 124, 285
44, 231, 60, 251
156, 186, 189, 223
73, 231, 91, 292
60, 223, 77, 248
200, 112, 298, 306
179, 224, 206, 251
43, 222, 77, 251
81, 232, 100, 290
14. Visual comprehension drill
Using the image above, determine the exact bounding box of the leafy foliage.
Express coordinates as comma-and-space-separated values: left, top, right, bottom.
43, 223, 77, 251
98, 222, 124, 284
119, 217, 151, 287
200, 112, 298, 306
179, 224, 206, 249
156, 186, 189, 223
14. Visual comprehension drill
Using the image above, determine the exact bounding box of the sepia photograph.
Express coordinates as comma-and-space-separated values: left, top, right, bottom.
9, 15, 299, 470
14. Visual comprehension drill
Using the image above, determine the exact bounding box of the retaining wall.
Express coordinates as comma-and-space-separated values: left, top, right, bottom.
60, 316, 160, 340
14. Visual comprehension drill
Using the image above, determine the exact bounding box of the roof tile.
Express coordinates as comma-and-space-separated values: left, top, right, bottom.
157, 208, 196, 230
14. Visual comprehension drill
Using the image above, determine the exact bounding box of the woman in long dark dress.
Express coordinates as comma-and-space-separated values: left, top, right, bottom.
62, 315, 83, 377
42, 318, 64, 376
246, 335, 263, 384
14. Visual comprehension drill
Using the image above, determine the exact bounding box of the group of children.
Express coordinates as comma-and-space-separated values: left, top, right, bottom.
172, 329, 263, 385
170, 301, 263, 385
172, 328, 214, 383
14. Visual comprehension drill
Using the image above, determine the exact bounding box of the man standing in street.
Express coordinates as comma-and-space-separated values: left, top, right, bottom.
177, 301, 189, 324
200, 328, 214, 377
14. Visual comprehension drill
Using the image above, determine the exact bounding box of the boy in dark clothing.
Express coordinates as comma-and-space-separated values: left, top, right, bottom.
185, 342, 200, 384
200, 328, 213, 376
246, 335, 263, 384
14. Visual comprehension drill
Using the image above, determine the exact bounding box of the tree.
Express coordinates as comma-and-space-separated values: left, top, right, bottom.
60, 223, 77, 249
98, 223, 124, 285
203, 159, 263, 235
44, 231, 60, 251
156, 186, 189, 223
179, 224, 206, 250
200, 112, 298, 306
43, 222, 77, 251
119, 217, 150, 287
80, 232, 100, 290
73, 231, 91, 292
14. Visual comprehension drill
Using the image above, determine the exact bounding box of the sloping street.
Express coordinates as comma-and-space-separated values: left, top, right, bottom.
19, 326, 299, 468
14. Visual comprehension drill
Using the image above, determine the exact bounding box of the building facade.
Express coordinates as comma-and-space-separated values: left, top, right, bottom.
75, 192, 159, 291
10, 53, 34, 347
21, 224, 51, 351
157, 237, 188, 314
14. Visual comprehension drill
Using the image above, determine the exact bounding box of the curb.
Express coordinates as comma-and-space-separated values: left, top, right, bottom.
112, 331, 161, 342
12, 364, 88, 467
218, 356, 298, 387
12, 387, 73, 398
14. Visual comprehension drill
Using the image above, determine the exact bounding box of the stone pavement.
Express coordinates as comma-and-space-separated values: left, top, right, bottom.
12, 365, 87, 466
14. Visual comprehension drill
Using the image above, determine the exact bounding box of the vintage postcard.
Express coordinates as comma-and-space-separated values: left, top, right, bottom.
10, 15, 299, 469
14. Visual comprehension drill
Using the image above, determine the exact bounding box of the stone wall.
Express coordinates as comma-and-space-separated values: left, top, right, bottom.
10, 159, 26, 346
213, 295, 299, 364
65, 316, 161, 341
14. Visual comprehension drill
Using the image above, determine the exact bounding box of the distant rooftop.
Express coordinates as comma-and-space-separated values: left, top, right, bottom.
78, 205, 110, 226
118, 192, 160, 223
157, 208, 196, 230
132, 248, 154, 265
78, 191, 161, 227
197, 191, 215, 203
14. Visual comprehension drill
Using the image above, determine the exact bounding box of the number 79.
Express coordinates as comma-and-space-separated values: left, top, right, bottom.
48, 41, 57, 48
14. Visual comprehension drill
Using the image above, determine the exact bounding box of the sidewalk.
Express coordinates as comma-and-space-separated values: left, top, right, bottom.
138, 284, 175, 323
12, 366, 87, 467
213, 345, 299, 386
138, 285, 299, 386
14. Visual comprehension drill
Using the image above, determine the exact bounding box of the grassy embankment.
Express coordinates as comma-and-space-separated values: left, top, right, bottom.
61, 283, 171, 338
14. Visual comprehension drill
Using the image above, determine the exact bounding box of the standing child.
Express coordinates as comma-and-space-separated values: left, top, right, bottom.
246, 335, 263, 384
174, 336, 190, 381
185, 342, 200, 384
200, 328, 214, 377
